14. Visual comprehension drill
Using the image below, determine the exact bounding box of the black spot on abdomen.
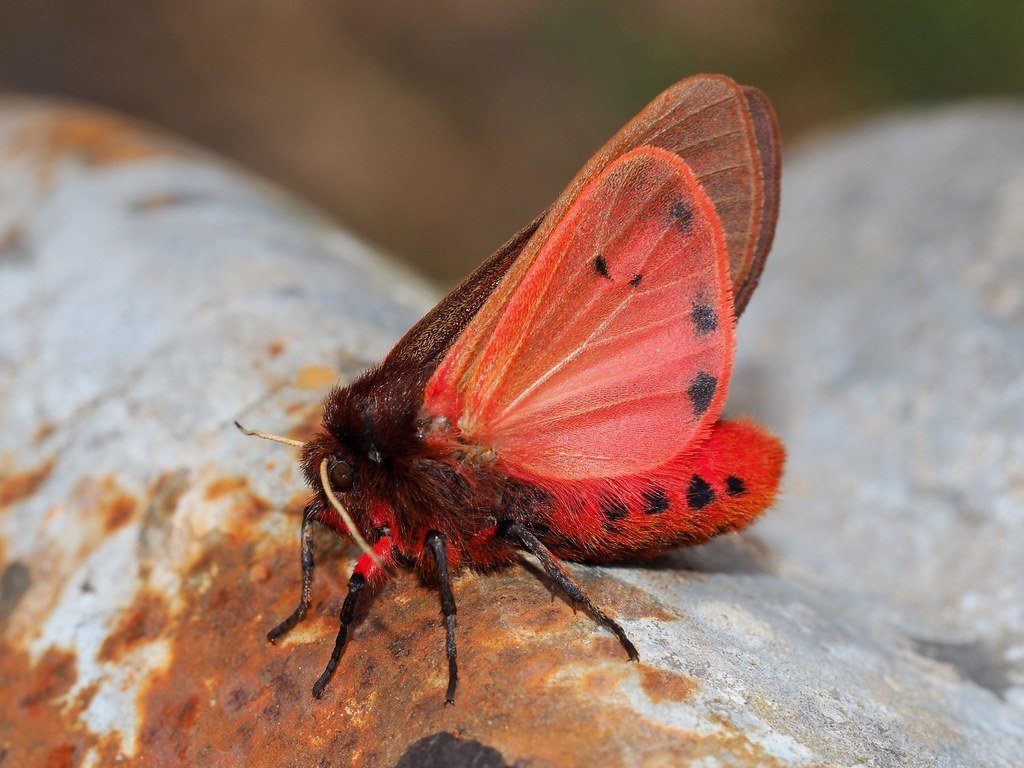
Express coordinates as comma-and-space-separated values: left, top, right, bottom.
593, 255, 612, 280
726, 476, 747, 496
601, 497, 629, 528
687, 372, 717, 416
670, 200, 693, 232
691, 304, 717, 335
642, 488, 670, 515
687, 475, 715, 509
629, 273, 643, 287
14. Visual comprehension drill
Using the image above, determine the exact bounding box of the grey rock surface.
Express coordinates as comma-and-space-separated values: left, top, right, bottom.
734, 104, 1024, 711
0, 99, 1022, 767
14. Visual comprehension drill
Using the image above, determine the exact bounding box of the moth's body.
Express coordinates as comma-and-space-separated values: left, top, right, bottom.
244, 73, 785, 704
304, 384, 781, 571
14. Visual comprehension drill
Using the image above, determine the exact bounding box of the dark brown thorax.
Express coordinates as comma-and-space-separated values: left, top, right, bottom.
301, 372, 529, 566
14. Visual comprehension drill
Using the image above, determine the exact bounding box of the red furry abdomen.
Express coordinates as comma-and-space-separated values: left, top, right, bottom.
517, 419, 784, 563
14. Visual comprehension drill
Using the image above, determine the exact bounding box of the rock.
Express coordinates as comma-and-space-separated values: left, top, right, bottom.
0, 99, 1022, 767
735, 104, 1024, 709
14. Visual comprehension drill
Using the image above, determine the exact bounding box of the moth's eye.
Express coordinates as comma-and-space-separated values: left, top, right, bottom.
328, 457, 353, 491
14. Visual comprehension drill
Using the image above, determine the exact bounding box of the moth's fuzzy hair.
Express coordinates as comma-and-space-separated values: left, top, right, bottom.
301, 375, 540, 570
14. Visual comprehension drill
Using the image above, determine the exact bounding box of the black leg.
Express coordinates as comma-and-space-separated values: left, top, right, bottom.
499, 521, 639, 661
268, 507, 317, 643
425, 531, 459, 705
312, 573, 366, 698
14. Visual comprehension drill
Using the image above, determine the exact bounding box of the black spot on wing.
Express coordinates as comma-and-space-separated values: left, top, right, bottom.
687, 475, 715, 509
642, 488, 669, 515
629, 273, 643, 287
726, 476, 747, 496
687, 372, 717, 416
691, 304, 717, 335
593, 254, 612, 280
670, 200, 693, 232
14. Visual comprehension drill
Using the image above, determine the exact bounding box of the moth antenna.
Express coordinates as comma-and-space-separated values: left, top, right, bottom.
319, 458, 385, 570
234, 421, 305, 448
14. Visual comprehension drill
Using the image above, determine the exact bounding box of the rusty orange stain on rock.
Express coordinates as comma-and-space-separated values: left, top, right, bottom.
239, 492, 271, 525
204, 476, 249, 501
249, 563, 272, 584
267, 341, 286, 358
0, 644, 94, 766
204, 478, 273, 525
640, 664, 698, 703
9, 110, 170, 170
57, 475, 139, 534
16, 647, 77, 709
193, 475, 270, 528
101, 486, 138, 533
0, 457, 54, 508
295, 364, 338, 391
0, 466, 783, 767
202, 476, 274, 526
98, 592, 171, 663
0, 640, 127, 767
284, 492, 310, 518
111, 521, 788, 767
0, 512, 795, 766
41, 742, 75, 768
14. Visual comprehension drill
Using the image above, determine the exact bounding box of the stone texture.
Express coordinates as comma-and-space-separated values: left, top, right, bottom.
734, 104, 1024, 709
1, 99, 1022, 767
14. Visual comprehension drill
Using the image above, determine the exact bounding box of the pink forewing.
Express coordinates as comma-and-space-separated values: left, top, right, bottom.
425, 147, 736, 480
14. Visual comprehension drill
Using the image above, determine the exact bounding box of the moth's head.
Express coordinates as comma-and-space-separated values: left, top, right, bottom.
233, 414, 384, 568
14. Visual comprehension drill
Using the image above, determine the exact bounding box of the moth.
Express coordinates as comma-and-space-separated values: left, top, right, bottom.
238, 73, 784, 704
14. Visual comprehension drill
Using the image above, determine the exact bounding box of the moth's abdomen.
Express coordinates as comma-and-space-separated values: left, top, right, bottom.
534, 419, 784, 563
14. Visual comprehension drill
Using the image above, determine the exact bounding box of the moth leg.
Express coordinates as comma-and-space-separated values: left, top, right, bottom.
499, 521, 639, 661
424, 530, 459, 705
312, 535, 395, 698
267, 504, 317, 643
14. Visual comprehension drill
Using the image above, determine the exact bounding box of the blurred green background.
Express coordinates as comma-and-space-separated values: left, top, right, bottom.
2, 1, 1022, 285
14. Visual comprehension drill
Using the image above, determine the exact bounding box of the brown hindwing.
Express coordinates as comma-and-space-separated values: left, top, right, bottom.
734, 86, 781, 314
